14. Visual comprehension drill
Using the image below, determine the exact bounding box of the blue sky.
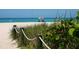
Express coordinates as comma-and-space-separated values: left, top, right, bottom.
0, 9, 78, 18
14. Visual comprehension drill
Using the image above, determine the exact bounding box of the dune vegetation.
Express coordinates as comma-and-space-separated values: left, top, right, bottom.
10, 11, 79, 49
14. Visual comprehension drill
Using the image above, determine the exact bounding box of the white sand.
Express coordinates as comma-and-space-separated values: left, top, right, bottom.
0, 22, 53, 49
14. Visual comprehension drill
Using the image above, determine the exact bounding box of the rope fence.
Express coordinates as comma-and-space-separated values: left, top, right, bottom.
21, 29, 36, 40
13, 25, 51, 49
13, 27, 19, 33
39, 37, 51, 49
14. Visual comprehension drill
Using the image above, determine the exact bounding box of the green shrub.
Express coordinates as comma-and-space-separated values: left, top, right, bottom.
41, 20, 79, 49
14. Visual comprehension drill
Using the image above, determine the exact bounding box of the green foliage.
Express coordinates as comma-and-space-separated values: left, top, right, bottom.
11, 19, 79, 49
42, 20, 79, 49
68, 28, 75, 37
10, 10, 79, 49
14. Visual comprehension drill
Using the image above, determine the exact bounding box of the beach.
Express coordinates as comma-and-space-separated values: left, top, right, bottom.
0, 22, 53, 49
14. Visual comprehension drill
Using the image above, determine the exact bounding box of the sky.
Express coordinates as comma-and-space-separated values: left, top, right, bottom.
0, 9, 78, 18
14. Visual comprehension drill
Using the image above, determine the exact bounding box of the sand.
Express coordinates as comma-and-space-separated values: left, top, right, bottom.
0, 22, 53, 49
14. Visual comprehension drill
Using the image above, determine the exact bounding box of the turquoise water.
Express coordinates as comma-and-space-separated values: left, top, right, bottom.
0, 18, 57, 22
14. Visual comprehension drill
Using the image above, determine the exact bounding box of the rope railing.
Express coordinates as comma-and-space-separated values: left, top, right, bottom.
13, 25, 51, 49
39, 37, 51, 49
13, 27, 19, 33
13, 27, 36, 40
22, 29, 51, 49
21, 29, 36, 40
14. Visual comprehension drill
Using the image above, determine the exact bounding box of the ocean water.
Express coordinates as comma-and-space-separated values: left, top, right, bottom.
0, 18, 57, 22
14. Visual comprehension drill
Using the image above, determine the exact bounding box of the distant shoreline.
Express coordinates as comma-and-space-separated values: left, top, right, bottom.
0, 17, 75, 23
0, 17, 75, 19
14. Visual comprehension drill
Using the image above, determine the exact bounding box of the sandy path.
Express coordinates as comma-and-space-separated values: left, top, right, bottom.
0, 22, 53, 49
0, 23, 16, 49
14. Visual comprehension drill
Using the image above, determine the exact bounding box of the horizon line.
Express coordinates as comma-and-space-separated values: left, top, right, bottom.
0, 17, 75, 19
